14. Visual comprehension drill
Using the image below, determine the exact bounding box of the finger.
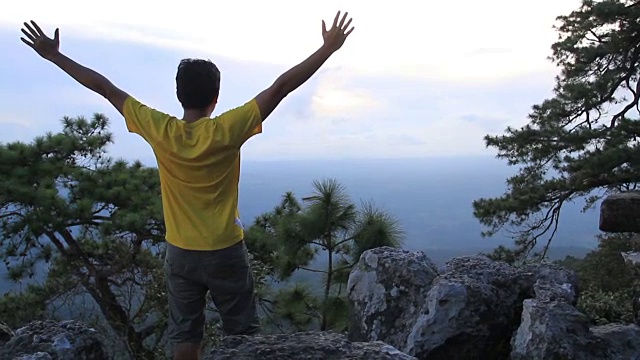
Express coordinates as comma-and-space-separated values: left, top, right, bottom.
332, 11, 340, 28
23, 22, 38, 39
30, 20, 45, 37
339, 12, 348, 28
54, 28, 60, 42
342, 18, 353, 32
345, 27, 355, 36
20, 37, 35, 48
21, 28, 36, 42
322, 20, 327, 33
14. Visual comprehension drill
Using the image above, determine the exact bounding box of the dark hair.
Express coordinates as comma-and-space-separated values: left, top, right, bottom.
176, 58, 221, 109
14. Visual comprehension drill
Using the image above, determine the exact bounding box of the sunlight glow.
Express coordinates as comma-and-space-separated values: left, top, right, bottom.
1, 0, 581, 82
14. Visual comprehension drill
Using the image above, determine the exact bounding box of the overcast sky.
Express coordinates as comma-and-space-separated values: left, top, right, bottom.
0, 0, 581, 163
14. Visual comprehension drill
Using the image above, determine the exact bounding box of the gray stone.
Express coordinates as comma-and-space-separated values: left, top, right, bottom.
0, 320, 107, 360
347, 247, 439, 349
403, 255, 534, 359
622, 251, 640, 266
591, 323, 640, 360
0, 321, 14, 346
599, 192, 640, 232
511, 299, 607, 360
14, 353, 54, 360
525, 263, 579, 304
513, 304, 640, 360
205, 331, 416, 360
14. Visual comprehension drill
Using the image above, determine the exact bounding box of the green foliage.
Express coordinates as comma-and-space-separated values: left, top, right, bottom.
0, 114, 403, 351
245, 178, 404, 331
0, 284, 51, 328
268, 284, 322, 332
0, 114, 166, 359
556, 233, 640, 324
577, 288, 635, 325
472, 0, 640, 257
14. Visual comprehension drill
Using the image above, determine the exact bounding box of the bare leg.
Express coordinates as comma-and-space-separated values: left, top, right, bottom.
173, 342, 202, 360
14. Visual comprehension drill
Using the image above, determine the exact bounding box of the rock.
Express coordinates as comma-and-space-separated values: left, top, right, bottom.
205, 331, 416, 360
0, 321, 14, 346
599, 192, 640, 232
14, 353, 54, 360
525, 263, 579, 304
510, 299, 607, 360
0, 320, 107, 360
403, 255, 534, 359
347, 247, 439, 349
591, 323, 640, 359
511, 265, 640, 359
622, 251, 640, 266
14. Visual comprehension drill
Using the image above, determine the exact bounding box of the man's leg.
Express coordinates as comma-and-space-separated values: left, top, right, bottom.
165, 244, 209, 360
204, 240, 261, 336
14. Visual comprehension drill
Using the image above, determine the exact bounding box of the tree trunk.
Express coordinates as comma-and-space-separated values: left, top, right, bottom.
321, 246, 333, 331
83, 273, 156, 359
57, 230, 156, 359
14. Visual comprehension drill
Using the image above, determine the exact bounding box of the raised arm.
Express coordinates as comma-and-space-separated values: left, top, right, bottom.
255, 11, 355, 121
20, 21, 129, 115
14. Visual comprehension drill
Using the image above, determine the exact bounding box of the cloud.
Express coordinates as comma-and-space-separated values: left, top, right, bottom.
239, 68, 556, 160
310, 68, 384, 120
0, 0, 582, 82
0, 3, 564, 162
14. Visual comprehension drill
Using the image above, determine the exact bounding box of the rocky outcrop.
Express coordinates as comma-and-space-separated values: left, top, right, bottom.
511, 299, 640, 360
600, 192, 640, 325
404, 255, 533, 359
0, 322, 415, 360
205, 331, 416, 360
599, 191, 640, 232
509, 263, 590, 359
0, 320, 107, 360
348, 248, 439, 348
523, 262, 579, 304
6, 208, 640, 360
348, 246, 640, 360
510, 298, 605, 359
0, 322, 14, 347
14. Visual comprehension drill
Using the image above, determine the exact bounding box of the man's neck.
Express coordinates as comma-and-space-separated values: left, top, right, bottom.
182, 109, 210, 123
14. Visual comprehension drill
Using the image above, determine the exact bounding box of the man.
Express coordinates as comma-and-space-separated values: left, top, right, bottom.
20, 11, 354, 360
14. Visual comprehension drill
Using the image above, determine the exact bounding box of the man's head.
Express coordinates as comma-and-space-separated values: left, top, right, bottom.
176, 58, 220, 115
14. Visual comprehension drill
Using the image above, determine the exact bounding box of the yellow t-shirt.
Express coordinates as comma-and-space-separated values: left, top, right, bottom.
123, 96, 262, 250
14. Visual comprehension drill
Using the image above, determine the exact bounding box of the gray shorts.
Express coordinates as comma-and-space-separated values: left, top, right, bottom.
164, 239, 260, 344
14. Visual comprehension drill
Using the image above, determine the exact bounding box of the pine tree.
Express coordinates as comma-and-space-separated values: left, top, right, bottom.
0, 115, 166, 359
473, 0, 640, 257
245, 178, 403, 331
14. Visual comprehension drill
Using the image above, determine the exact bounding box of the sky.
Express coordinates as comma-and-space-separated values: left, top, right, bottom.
0, 0, 582, 163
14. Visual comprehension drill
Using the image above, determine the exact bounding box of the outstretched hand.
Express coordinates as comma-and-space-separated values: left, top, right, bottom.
322, 11, 354, 53
20, 20, 60, 60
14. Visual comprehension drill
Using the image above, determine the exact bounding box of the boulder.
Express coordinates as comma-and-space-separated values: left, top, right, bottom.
510, 299, 607, 360
0, 320, 107, 360
205, 331, 416, 360
622, 251, 640, 266
591, 323, 640, 359
347, 248, 539, 359
512, 305, 640, 360
599, 192, 640, 232
346, 247, 610, 360
0, 321, 14, 346
403, 255, 534, 359
347, 247, 439, 348
524, 263, 579, 304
